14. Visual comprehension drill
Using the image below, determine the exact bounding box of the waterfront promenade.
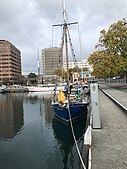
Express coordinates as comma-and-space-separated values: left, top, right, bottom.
91, 83, 127, 169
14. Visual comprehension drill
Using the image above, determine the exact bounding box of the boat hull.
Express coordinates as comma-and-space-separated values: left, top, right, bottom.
0, 85, 7, 93
0, 89, 6, 93
27, 86, 55, 92
26, 86, 64, 93
52, 102, 88, 122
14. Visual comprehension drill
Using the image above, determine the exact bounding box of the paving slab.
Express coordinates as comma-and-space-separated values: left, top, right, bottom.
99, 83, 127, 110
91, 85, 127, 169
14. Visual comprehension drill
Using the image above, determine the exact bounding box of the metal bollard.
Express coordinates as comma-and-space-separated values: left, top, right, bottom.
90, 83, 101, 129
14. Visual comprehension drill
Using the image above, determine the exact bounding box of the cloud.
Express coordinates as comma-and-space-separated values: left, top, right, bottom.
0, 0, 127, 74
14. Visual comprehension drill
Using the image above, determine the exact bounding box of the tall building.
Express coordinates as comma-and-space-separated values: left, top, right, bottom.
0, 40, 21, 84
42, 47, 63, 76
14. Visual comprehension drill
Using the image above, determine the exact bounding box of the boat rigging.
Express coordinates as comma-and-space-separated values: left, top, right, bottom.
52, 9, 78, 95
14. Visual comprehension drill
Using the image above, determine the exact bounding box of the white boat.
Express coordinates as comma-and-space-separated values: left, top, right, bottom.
26, 84, 64, 93
0, 85, 6, 93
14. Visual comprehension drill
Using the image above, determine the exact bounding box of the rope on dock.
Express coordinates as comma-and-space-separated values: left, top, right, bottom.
67, 103, 87, 169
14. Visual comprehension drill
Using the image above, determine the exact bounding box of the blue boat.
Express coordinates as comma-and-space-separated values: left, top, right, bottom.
52, 86, 89, 122
51, 1, 89, 122
52, 101, 88, 122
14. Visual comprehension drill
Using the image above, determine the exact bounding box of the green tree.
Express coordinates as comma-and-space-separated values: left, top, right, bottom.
28, 73, 37, 78
28, 73, 37, 84
54, 69, 67, 79
83, 67, 89, 71
16, 75, 27, 85
88, 18, 127, 78
97, 19, 127, 58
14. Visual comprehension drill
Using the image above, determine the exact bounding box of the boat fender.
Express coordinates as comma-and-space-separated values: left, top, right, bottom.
58, 89, 66, 104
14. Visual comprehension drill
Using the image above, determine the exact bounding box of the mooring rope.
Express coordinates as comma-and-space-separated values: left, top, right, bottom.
67, 102, 86, 169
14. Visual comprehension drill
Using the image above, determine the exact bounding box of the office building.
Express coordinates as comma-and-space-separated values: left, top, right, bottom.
0, 40, 21, 84
42, 47, 63, 76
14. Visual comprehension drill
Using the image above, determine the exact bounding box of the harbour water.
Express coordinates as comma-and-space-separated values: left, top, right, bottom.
0, 92, 87, 169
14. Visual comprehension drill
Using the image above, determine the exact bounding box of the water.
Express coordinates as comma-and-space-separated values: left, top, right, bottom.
0, 92, 87, 169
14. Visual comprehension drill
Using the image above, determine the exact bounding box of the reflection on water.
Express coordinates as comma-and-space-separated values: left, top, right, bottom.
53, 116, 86, 145
52, 116, 87, 169
0, 93, 24, 139
26, 92, 53, 125
0, 92, 87, 169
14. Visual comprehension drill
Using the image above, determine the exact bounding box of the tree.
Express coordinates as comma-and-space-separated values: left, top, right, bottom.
28, 73, 37, 78
97, 19, 127, 58
54, 69, 67, 78
88, 18, 127, 78
16, 74, 27, 85
83, 67, 89, 71
28, 73, 37, 84
88, 51, 126, 78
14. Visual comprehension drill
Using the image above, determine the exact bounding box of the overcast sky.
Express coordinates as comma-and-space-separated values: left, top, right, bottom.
0, 0, 127, 75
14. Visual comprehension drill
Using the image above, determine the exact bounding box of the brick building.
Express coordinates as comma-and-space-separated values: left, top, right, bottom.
0, 40, 21, 84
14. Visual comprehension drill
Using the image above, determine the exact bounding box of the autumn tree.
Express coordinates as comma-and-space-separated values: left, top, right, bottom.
88, 18, 127, 78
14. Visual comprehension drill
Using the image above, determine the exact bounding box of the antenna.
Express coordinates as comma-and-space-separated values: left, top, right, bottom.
37, 50, 41, 84
63, 0, 66, 23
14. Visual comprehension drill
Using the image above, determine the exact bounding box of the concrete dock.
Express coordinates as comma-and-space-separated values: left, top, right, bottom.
91, 83, 127, 169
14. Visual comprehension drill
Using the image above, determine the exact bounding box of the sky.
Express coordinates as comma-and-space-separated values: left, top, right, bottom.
0, 0, 127, 75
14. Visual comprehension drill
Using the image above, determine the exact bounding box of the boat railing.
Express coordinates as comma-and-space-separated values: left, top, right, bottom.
51, 86, 89, 105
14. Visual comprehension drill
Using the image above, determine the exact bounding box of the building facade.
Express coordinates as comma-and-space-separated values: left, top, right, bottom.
63, 59, 92, 80
42, 47, 63, 76
0, 40, 21, 84
63, 59, 92, 71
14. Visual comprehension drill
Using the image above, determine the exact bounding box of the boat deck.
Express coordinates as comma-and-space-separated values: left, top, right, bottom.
91, 83, 127, 169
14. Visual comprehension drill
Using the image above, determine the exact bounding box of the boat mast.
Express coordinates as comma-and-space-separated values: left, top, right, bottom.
63, 0, 70, 89
53, 0, 78, 90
